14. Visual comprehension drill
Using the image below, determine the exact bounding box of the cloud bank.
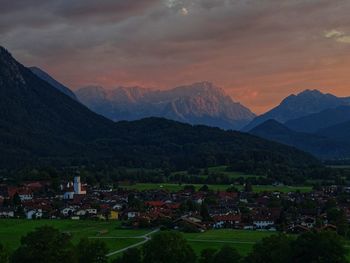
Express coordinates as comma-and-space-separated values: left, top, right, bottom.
1, 0, 350, 113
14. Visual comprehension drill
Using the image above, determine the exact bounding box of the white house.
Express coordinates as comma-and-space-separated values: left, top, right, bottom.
0, 208, 15, 218
61, 207, 76, 216
19, 193, 33, 201
253, 219, 274, 229
26, 209, 43, 219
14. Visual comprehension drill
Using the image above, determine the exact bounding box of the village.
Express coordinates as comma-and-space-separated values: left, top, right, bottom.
0, 176, 349, 235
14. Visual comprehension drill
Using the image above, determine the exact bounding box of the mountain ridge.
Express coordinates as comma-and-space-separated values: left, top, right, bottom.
76, 82, 256, 130
250, 119, 350, 159
285, 105, 350, 133
243, 89, 350, 131
30, 66, 78, 101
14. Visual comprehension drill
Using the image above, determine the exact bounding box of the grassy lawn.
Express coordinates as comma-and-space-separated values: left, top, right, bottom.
121, 183, 312, 193
0, 219, 275, 257
0, 219, 148, 253
1, 220, 349, 260
184, 229, 275, 255
186, 230, 350, 259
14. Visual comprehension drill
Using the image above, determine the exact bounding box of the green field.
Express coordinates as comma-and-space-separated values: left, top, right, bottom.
206, 166, 264, 179
184, 229, 275, 255
0, 220, 275, 257
0, 219, 148, 254
122, 183, 312, 193
1, 219, 349, 260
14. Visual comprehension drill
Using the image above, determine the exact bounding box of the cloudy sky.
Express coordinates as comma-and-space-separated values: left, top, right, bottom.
1, 0, 350, 113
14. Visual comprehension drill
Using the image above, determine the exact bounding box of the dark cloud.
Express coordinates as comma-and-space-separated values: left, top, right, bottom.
1, 0, 350, 113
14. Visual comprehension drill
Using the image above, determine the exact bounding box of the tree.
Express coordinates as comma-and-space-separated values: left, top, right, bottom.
77, 238, 108, 263
292, 231, 347, 263
200, 203, 211, 221
12, 192, 21, 206
199, 248, 217, 263
0, 243, 9, 263
113, 248, 142, 263
245, 234, 292, 263
11, 226, 75, 263
212, 246, 241, 263
327, 208, 349, 237
199, 185, 209, 192
143, 231, 196, 263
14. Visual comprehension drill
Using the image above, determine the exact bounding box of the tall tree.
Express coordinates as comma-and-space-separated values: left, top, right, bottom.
11, 226, 75, 263
292, 231, 347, 263
0, 243, 9, 263
143, 231, 196, 263
212, 246, 241, 263
77, 238, 108, 263
199, 248, 217, 263
245, 234, 292, 263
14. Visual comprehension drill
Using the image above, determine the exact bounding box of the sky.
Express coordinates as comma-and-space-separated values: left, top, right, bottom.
1, 0, 350, 114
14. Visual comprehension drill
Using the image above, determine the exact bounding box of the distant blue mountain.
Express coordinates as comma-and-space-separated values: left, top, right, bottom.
250, 119, 350, 159
285, 106, 350, 133
243, 89, 350, 131
317, 120, 350, 145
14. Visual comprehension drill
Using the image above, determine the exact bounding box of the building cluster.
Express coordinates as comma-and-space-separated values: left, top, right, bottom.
0, 178, 349, 233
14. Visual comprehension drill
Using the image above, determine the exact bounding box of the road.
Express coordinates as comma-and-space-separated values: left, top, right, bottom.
89, 228, 160, 257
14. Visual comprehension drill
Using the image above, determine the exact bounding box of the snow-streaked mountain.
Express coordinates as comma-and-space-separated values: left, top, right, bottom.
76, 82, 256, 130
243, 89, 350, 131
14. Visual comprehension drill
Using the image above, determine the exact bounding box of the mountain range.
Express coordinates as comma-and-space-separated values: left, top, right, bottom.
75, 83, 256, 130
0, 46, 316, 174
246, 91, 350, 159
243, 89, 350, 131
284, 106, 350, 133
250, 120, 350, 159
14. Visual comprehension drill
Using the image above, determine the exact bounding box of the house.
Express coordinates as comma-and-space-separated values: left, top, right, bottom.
127, 211, 140, 219
0, 208, 14, 218
288, 224, 310, 233
173, 216, 206, 232
300, 216, 316, 229
110, 210, 119, 220
253, 217, 274, 229
26, 209, 43, 219
212, 213, 241, 229
61, 207, 76, 217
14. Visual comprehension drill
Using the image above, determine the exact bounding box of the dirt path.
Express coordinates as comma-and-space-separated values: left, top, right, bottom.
89, 228, 160, 257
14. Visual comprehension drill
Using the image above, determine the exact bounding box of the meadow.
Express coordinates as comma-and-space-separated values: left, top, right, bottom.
0, 220, 148, 254
0, 219, 274, 257
121, 165, 312, 193
1, 219, 350, 261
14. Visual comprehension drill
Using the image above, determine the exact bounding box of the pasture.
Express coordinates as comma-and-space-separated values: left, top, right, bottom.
0, 219, 274, 257
1, 219, 350, 260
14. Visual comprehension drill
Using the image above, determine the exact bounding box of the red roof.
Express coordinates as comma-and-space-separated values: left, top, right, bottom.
218, 192, 238, 199
145, 201, 165, 207
7, 187, 32, 198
